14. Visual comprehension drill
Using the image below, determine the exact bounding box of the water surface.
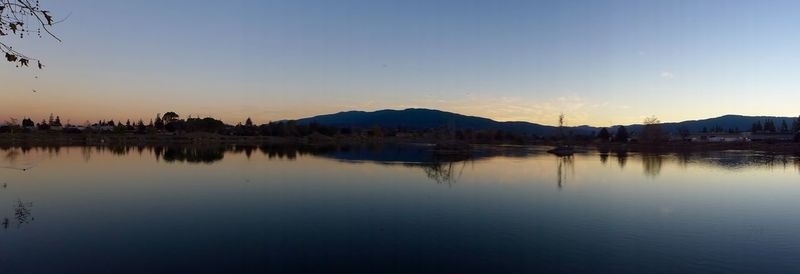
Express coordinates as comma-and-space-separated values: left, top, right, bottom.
1, 145, 799, 273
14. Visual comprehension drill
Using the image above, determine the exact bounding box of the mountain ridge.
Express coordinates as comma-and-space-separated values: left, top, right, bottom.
296, 108, 798, 136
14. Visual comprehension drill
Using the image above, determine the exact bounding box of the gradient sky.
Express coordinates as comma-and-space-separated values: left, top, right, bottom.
3, 0, 800, 126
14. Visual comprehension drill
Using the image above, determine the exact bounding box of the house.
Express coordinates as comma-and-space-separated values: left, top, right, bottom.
748, 132, 795, 142
91, 124, 114, 132
687, 132, 749, 142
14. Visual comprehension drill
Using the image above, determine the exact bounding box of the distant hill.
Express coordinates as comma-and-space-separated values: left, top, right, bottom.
620, 115, 798, 135
296, 108, 798, 136
296, 108, 591, 136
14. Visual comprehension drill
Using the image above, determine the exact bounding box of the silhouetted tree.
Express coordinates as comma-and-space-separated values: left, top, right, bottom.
1, 1, 60, 69
596, 128, 611, 142
557, 113, 566, 140
751, 121, 763, 132
125, 119, 134, 131
37, 119, 49, 130
21, 117, 34, 128
164, 120, 185, 133
135, 119, 146, 134
614, 126, 629, 143
3, 118, 20, 133
163, 112, 179, 123
677, 126, 690, 140
154, 114, 164, 130
185, 117, 224, 133
764, 119, 776, 133
781, 120, 789, 133
639, 116, 666, 144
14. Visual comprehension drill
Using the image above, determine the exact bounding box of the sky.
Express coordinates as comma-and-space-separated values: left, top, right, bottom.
2, 0, 800, 126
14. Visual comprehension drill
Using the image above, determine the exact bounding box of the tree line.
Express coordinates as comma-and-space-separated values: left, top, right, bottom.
4, 112, 800, 143
0, 111, 533, 143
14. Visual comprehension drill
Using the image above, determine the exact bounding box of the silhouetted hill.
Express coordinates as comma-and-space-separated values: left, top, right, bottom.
620, 115, 797, 134
296, 108, 590, 136
297, 109, 798, 136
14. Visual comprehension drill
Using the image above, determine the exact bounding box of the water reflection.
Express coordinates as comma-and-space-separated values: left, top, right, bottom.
599, 152, 609, 165
2, 198, 34, 230
2, 145, 800, 184
641, 154, 663, 178
157, 146, 226, 164
13, 199, 33, 227
556, 155, 573, 188
616, 150, 628, 169
2, 145, 800, 273
418, 161, 467, 185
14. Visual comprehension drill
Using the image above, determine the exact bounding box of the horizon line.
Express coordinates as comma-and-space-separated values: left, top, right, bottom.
5, 108, 799, 129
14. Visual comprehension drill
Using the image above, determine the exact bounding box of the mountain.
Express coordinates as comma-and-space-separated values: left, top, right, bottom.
296, 108, 589, 136
620, 115, 798, 135
296, 108, 799, 136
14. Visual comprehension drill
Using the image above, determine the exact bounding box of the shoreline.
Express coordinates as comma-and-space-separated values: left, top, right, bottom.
1, 132, 799, 154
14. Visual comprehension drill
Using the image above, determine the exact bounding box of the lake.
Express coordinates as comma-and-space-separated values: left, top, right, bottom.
1, 144, 799, 273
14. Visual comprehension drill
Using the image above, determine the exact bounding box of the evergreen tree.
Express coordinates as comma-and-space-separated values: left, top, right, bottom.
764, 119, 776, 132
136, 119, 146, 134
614, 126, 629, 143
21, 118, 34, 128
163, 112, 179, 123
597, 128, 611, 141
751, 121, 763, 132
781, 120, 789, 132
677, 126, 690, 139
154, 114, 164, 130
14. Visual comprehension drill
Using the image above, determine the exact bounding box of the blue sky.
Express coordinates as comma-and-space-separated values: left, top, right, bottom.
3, 0, 800, 126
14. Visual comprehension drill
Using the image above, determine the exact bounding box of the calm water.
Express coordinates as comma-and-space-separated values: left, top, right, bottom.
1, 145, 799, 273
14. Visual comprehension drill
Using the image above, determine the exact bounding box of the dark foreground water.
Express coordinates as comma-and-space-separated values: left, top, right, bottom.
1, 145, 799, 273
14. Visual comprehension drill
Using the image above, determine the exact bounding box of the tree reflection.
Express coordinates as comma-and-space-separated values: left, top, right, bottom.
616, 150, 628, 169
158, 146, 225, 164
598, 148, 609, 165
13, 199, 33, 227
3, 145, 800, 177
641, 154, 664, 178
795, 155, 800, 174
418, 161, 467, 185
556, 155, 574, 189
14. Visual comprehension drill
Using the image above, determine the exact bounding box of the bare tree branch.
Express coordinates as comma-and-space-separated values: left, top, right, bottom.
0, 0, 61, 68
